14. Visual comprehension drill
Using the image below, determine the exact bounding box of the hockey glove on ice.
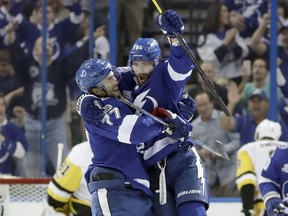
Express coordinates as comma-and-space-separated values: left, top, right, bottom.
156, 9, 184, 38
265, 197, 288, 216
178, 93, 196, 122
152, 107, 192, 140
76, 94, 104, 125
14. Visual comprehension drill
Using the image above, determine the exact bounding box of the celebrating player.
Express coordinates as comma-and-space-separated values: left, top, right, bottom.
75, 58, 191, 216
78, 9, 209, 216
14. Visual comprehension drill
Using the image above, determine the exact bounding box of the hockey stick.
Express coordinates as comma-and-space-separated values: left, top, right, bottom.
117, 95, 229, 160
188, 138, 230, 160
151, 0, 231, 117
56, 143, 64, 170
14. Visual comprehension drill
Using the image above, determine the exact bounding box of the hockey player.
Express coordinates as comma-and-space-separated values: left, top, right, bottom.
236, 119, 285, 216
259, 145, 288, 216
75, 58, 191, 216
120, 10, 208, 216
78, 9, 209, 216
46, 141, 91, 215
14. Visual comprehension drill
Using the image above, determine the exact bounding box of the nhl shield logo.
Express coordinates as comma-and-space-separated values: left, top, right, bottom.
123, 90, 133, 102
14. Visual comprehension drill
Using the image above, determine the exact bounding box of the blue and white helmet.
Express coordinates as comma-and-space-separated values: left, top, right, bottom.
129, 38, 161, 65
75, 58, 112, 93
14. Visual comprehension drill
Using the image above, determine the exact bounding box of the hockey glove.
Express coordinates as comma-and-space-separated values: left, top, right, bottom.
156, 9, 184, 38
178, 93, 196, 122
266, 197, 288, 216
152, 107, 192, 140
76, 94, 104, 125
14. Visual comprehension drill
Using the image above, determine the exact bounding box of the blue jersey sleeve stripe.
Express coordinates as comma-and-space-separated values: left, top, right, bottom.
134, 178, 150, 189
167, 63, 192, 81
117, 115, 139, 143
143, 137, 176, 161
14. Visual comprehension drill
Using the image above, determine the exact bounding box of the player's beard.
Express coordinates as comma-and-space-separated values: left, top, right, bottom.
136, 73, 151, 86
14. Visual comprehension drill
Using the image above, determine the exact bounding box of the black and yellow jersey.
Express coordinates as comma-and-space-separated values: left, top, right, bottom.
47, 141, 92, 215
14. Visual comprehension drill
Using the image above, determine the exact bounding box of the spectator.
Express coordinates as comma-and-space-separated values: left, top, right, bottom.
0, 95, 27, 175
279, 96, 288, 129
0, 49, 21, 114
117, 0, 145, 65
221, 85, 288, 145
197, 2, 249, 85
46, 141, 91, 215
249, 11, 288, 97
236, 119, 284, 216
0, 49, 19, 90
191, 91, 240, 197
31, 0, 70, 24
188, 61, 228, 111
221, 0, 268, 38
240, 57, 283, 114
6, 34, 89, 177
8, 0, 83, 61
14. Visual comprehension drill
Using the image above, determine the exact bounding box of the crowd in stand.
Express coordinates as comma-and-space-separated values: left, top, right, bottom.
0, 0, 110, 177
0, 0, 287, 203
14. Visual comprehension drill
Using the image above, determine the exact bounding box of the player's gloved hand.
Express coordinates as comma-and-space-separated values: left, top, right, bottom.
240, 209, 255, 216
156, 9, 184, 37
152, 107, 192, 140
266, 197, 287, 216
178, 93, 196, 122
76, 94, 104, 124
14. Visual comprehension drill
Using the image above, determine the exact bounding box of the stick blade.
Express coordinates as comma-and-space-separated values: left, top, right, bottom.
214, 140, 230, 160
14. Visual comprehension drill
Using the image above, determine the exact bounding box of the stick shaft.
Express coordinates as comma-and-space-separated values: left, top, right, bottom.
117, 95, 229, 159
116, 95, 171, 128
151, 0, 231, 117
56, 143, 64, 170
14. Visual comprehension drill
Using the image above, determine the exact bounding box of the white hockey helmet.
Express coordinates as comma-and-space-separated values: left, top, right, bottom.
254, 119, 282, 141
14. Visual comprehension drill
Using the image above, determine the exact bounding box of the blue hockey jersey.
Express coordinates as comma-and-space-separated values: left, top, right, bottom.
259, 145, 288, 205
84, 95, 166, 196
119, 45, 194, 166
